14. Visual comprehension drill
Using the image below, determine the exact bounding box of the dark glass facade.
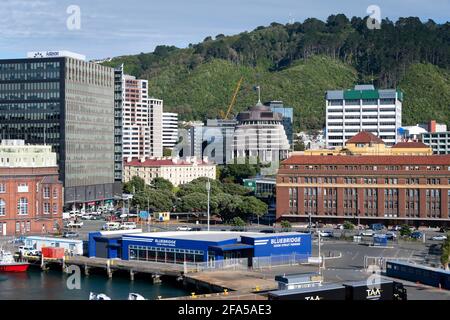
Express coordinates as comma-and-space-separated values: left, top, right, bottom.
0, 57, 119, 204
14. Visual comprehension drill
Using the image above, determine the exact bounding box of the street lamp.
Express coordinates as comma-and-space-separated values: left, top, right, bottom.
206, 179, 211, 232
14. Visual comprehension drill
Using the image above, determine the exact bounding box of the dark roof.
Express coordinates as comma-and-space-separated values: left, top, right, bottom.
236, 102, 283, 122
281, 155, 450, 166
391, 142, 430, 149
268, 283, 344, 296
346, 132, 384, 144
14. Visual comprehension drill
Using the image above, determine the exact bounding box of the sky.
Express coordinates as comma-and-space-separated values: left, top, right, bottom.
0, 0, 449, 60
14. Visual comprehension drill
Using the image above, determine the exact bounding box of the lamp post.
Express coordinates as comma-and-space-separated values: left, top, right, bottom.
206, 179, 211, 231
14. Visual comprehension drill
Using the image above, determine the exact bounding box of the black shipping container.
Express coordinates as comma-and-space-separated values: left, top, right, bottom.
343, 280, 394, 301
268, 284, 346, 300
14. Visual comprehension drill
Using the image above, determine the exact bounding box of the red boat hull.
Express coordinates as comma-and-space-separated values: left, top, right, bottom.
0, 263, 29, 272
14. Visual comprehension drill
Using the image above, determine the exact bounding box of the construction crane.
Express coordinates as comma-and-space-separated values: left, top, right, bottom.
219, 76, 243, 120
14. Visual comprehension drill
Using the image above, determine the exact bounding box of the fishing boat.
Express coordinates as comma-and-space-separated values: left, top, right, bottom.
0, 250, 29, 272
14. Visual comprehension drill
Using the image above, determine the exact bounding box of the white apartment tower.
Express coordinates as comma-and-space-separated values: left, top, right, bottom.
325, 84, 403, 148
162, 112, 179, 149
121, 75, 163, 158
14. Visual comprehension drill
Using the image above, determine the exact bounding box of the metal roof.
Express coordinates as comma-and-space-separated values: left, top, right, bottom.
269, 283, 344, 296
275, 272, 320, 284
241, 232, 308, 239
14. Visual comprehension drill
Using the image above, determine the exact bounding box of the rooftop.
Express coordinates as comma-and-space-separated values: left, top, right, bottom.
346, 132, 384, 145
391, 142, 430, 149
282, 154, 450, 166
122, 231, 262, 242
124, 157, 213, 167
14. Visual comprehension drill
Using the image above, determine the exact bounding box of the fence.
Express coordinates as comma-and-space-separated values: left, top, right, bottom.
364, 256, 423, 271
186, 258, 249, 273
252, 253, 310, 270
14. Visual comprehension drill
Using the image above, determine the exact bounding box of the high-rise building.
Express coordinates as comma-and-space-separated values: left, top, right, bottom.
325, 84, 403, 148
0, 140, 63, 236
422, 131, 450, 155
162, 112, 178, 149
114, 65, 124, 182
0, 51, 118, 204
267, 101, 294, 148
121, 75, 163, 159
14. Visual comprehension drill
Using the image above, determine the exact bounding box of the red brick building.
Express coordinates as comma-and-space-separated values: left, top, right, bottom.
0, 141, 63, 236
276, 155, 450, 226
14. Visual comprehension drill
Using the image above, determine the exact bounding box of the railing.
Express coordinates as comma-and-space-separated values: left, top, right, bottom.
252, 253, 310, 270
363, 256, 423, 271
185, 258, 249, 273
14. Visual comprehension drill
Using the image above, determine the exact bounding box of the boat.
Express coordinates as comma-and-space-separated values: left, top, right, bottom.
0, 250, 29, 272
89, 292, 111, 300
128, 293, 146, 300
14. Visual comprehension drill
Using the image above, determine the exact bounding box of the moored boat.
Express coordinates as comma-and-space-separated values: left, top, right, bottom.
0, 250, 29, 272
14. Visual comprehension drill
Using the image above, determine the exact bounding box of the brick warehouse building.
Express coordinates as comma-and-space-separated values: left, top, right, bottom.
276, 154, 450, 226
0, 140, 63, 236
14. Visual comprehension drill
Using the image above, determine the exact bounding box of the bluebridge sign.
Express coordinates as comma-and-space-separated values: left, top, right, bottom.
242, 234, 311, 257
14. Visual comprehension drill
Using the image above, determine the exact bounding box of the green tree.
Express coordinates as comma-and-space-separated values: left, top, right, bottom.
400, 225, 412, 237
214, 193, 243, 222
123, 176, 146, 194
239, 196, 268, 218
221, 183, 252, 196
219, 164, 259, 183
132, 189, 174, 212
343, 221, 355, 230
230, 217, 246, 227
280, 220, 291, 230
151, 177, 174, 191
177, 192, 211, 212
177, 177, 223, 197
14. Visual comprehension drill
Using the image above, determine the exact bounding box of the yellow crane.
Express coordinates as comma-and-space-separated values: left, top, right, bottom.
219, 76, 243, 120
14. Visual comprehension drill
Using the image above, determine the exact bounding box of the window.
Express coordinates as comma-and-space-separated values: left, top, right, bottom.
17, 198, 28, 215
0, 183, 5, 193
43, 186, 50, 198
43, 202, 50, 214
53, 188, 58, 199
0, 199, 5, 216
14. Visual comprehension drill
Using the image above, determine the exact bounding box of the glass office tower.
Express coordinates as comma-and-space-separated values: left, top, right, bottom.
0, 56, 119, 204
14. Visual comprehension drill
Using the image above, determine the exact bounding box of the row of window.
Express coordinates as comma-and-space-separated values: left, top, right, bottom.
0, 198, 58, 216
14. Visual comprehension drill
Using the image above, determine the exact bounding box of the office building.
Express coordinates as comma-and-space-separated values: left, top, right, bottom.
0, 51, 118, 204
0, 140, 63, 235
325, 84, 402, 147
205, 118, 237, 164
422, 131, 450, 155
267, 101, 294, 148
276, 153, 450, 225
123, 157, 216, 187
162, 112, 179, 149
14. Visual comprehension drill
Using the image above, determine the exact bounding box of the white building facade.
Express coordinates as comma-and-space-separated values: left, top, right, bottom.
123, 157, 216, 187
325, 85, 403, 148
162, 112, 179, 149
121, 75, 163, 159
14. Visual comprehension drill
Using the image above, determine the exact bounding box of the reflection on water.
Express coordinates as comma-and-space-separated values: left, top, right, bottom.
0, 268, 188, 300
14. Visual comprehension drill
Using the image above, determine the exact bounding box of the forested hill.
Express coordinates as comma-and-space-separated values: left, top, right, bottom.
103, 15, 450, 131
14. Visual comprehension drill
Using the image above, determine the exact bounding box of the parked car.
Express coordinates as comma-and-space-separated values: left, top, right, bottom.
390, 225, 402, 231
176, 225, 193, 231
359, 229, 375, 237
63, 231, 79, 238
385, 232, 397, 240
18, 246, 40, 256
370, 223, 386, 231
120, 222, 137, 230
80, 214, 94, 220
66, 220, 83, 228
410, 231, 424, 240
317, 230, 334, 237
102, 222, 121, 231
431, 235, 447, 241
190, 227, 202, 231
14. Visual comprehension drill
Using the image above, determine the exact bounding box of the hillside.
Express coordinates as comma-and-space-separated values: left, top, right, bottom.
103, 15, 450, 131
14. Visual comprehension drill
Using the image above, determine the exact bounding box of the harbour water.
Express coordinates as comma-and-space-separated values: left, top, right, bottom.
0, 268, 189, 300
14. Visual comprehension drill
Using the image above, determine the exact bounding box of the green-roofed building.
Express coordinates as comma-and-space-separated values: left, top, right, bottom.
325, 84, 403, 148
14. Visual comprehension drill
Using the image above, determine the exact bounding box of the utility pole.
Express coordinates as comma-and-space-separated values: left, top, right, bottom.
206, 178, 211, 231
318, 231, 322, 275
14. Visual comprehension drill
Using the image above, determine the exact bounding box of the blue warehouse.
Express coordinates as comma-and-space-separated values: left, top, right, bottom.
89, 231, 312, 266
